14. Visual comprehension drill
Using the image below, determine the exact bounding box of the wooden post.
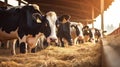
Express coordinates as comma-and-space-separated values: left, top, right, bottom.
92, 6, 94, 28
101, 0, 104, 31
18, 0, 21, 6
4, 0, 8, 6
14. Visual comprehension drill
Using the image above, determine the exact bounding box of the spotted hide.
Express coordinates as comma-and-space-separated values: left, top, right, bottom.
82, 27, 102, 44
0, 5, 58, 54
70, 22, 84, 45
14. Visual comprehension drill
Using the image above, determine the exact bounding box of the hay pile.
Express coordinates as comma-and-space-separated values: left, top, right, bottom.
0, 42, 102, 67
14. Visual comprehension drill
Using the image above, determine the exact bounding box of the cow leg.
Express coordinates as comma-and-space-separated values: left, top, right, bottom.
55, 41, 59, 46
0, 41, 7, 48
39, 37, 47, 49
28, 45, 37, 53
20, 42, 27, 53
65, 36, 73, 46
57, 38, 62, 47
31, 47, 37, 53
67, 38, 73, 46
8, 39, 17, 55
74, 37, 78, 45
60, 38, 64, 47
19, 35, 28, 54
31, 38, 44, 53
36, 38, 44, 51
0, 42, 4, 48
12, 39, 17, 55
16, 40, 19, 47
39, 38, 44, 49
28, 47, 31, 53
43, 40, 48, 48
6, 40, 10, 49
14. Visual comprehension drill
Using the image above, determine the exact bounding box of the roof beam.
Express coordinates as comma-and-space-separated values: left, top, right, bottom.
38, 3, 91, 16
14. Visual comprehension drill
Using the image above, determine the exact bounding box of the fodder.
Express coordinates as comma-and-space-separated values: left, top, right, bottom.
0, 42, 102, 67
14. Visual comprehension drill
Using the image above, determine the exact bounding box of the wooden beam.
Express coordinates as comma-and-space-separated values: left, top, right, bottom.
4, 0, 8, 6
17, 0, 28, 5
101, 0, 104, 31
92, 6, 94, 28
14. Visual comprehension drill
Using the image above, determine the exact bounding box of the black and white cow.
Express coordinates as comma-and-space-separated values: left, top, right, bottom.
82, 26, 103, 44
89, 28, 103, 44
57, 15, 73, 47
70, 22, 84, 45
0, 4, 58, 54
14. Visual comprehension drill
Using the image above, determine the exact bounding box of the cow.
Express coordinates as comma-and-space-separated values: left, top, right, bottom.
82, 26, 91, 42
89, 28, 103, 44
0, 4, 58, 55
70, 22, 84, 45
82, 26, 103, 44
57, 15, 73, 47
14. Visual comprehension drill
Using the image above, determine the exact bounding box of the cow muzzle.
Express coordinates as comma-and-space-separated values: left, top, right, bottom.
78, 36, 84, 40
50, 38, 57, 42
47, 37, 58, 43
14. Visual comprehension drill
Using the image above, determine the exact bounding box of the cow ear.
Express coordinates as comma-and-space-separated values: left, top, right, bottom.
32, 4, 40, 12
62, 18, 67, 23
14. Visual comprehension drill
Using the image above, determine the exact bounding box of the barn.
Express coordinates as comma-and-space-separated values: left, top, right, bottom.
1, 0, 120, 67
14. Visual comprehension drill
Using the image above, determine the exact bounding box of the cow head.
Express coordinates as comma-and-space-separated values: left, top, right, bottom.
24, 5, 58, 44
17, 4, 44, 39
90, 28, 101, 44
57, 15, 73, 46
43, 11, 58, 44
76, 23, 84, 39
70, 22, 84, 44
30, 4, 42, 23
70, 22, 84, 39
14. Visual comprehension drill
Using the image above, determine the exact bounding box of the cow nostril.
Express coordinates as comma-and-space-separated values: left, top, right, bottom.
92, 38, 94, 40
50, 38, 57, 42
78, 36, 81, 38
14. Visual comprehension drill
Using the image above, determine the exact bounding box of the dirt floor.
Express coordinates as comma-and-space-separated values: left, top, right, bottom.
0, 42, 102, 67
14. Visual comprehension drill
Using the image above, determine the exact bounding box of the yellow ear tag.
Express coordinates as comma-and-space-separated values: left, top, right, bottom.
36, 17, 41, 23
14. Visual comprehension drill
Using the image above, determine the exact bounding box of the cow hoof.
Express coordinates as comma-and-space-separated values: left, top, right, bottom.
20, 42, 26, 53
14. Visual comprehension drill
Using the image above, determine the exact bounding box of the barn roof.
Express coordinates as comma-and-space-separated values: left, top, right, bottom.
24, 0, 113, 23
0, 0, 113, 23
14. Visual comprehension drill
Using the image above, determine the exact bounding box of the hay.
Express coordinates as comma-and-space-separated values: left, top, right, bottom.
0, 42, 102, 67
